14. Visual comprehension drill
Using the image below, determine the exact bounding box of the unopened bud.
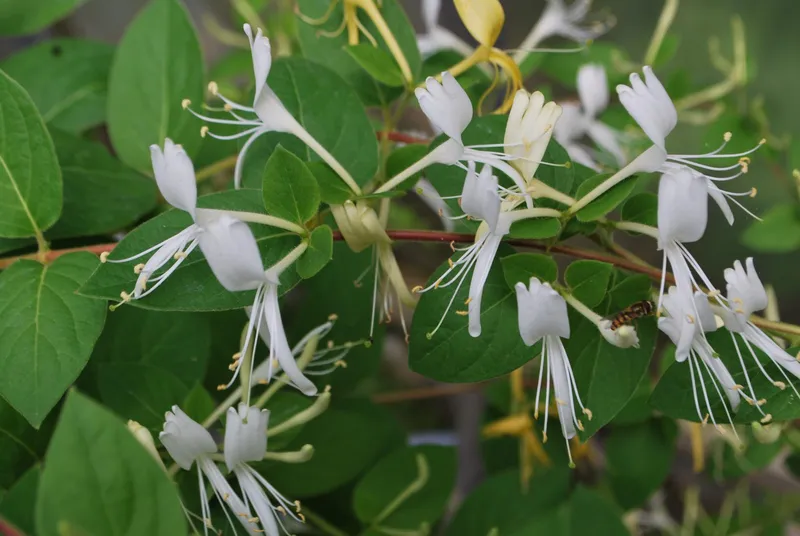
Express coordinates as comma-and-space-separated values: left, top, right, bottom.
751, 421, 782, 444
127, 420, 166, 470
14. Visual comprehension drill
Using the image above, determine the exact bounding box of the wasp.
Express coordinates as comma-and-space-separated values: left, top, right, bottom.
608, 300, 655, 330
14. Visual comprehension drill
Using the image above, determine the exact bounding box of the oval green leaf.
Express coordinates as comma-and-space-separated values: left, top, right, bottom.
296, 224, 333, 279
107, 0, 204, 172
262, 145, 320, 224
564, 260, 614, 308
574, 173, 639, 222
500, 252, 558, 288
0, 252, 106, 428
0, 0, 89, 36
0, 69, 62, 238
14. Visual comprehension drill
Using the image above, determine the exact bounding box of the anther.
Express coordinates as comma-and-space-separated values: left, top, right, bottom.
327, 340, 334, 349
334, 360, 347, 368
248, 517, 260, 523
448, 258, 454, 268
120, 291, 132, 302
328, 313, 338, 321
464, 297, 472, 305
257, 379, 268, 385
200, 126, 209, 138
583, 408, 593, 420
732, 384, 744, 391
577, 420, 584, 431
216, 384, 227, 391
294, 500, 302, 513
702, 414, 710, 425
449, 240, 456, 252
174, 252, 187, 260
773, 381, 786, 390
723, 131, 732, 142
749, 187, 757, 198
411, 285, 424, 293
223, 493, 230, 500
686, 314, 695, 324
757, 398, 767, 406
207, 81, 219, 95
223, 103, 233, 112
276, 506, 287, 515
760, 413, 773, 424
555, 397, 566, 406
133, 263, 145, 274
181, 98, 191, 109
542, 432, 548, 443
100, 251, 110, 263
455, 310, 468, 316
707, 289, 721, 298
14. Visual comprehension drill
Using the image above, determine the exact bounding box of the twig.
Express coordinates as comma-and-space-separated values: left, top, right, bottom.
378, 131, 431, 145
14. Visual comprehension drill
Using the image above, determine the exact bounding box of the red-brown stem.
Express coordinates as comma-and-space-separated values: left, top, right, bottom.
376, 131, 430, 145
0, 243, 116, 269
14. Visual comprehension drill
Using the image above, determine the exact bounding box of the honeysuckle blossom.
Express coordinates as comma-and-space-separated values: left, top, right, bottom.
379, 78, 565, 210
197, 214, 317, 398
515, 277, 591, 465
414, 161, 561, 338
658, 287, 742, 432
617, 66, 764, 224
101, 139, 212, 305
416, 0, 473, 57
159, 406, 255, 535
561, 292, 640, 349
710, 258, 800, 412
513, 0, 611, 64
554, 64, 626, 170
184, 24, 361, 195
224, 404, 305, 536
249, 316, 355, 383
330, 200, 416, 339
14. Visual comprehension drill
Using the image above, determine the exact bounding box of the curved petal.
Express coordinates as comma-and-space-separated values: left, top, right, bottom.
150, 140, 197, 218
549, 336, 577, 439
577, 63, 608, 118
657, 167, 708, 245
707, 184, 735, 225
224, 404, 269, 470
198, 215, 266, 292
468, 234, 502, 337
515, 278, 570, 344
244, 24, 272, 104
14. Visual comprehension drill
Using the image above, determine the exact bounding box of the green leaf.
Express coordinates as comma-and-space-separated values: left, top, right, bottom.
714, 427, 784, 480
501, 252, 558, 288
262, 146, 320, 224
0, 399, 52, 490
345, 45, 406, 87
296, 225, 333, 279
563, 271, 658, 438
240, 58, 379, 189
574, 173, 638, 222
385, 144, 429, 191
1, 39, 114, 132
619, 192, 658, 228
107, 0, 204, 172
446, 468, 571, 536
262, 399, 402, 498
511, 486, 629, 536
181, 384, 216, 423
540, 42, 632, 88
0, 252, 106, 428
0, 69, 62, 238
508, 217, 562, 239
409, 245, 537, 382
0, 464, 40, 534
353, 446, 457, 530
309, 162, 353, 205
0, 0, 89, 36
48, 130, 158, 238
536, 140, 574, 211
605, 419, 677, 509
79, 190, 302, 311
650, 331, 800, 423
564, 260, 614, 308
36, 391, 185, 535
742, 204, 800, 253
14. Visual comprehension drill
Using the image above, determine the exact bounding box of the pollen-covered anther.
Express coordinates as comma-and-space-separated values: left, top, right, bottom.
298, 513, 307, 522
173, 251, 188, 260
334, 360, 347, 368
583, 408, 593, 420
203, 517, 213, 527
577, 420, 584, 431
247, 517, 260, 523
448, 258, 454, 268
455, 310, 468, 316
216, 384, 227, 391
411, 285, 424, 293
100, 251, 110, 263
702, 413, 710, 425
328, 313, 338, 321
732, 384, 744, 391
707, 289, 721, 298
228, 363, 238, 371
449, 240, 456, 252
773, 381, 787, 390
760, 413, 773, 424
723, 131, 732, 142
327, 340, 334, 349
200, 126, 209, 138
207, 81, 219, 95
223, 493, 230, 501
133, 263, 145, 274
686, 314, 696, 324
555, 397, 567, 406
542, 432, 548, 443
276, 506, 287, 515
464, 297, 472, 305
257, 379, 268, 385
223, 103, 233, 112
745, 398, 754, 406
749, 187, 757, 198
181, 98, 191, 109
120, 291, 132, 302
757, 398, 767, 406
759, 138, 767, 145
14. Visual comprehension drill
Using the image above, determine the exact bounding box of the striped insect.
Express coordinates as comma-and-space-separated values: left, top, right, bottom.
608, 300, 655, 331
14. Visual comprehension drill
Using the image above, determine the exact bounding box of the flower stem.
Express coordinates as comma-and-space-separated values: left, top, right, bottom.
303, 506, 350, 536
292, 127, 363, 196
195, 154, 239, 182
561, 292, 603, 326
368, 454, 430, 529
267, 241, 309, 277
612, 221, 660, 239
643, 0, 680, 66
211, 209, 306, 235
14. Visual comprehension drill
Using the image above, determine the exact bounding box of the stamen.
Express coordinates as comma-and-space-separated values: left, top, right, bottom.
207, 81, 219, 95
773, 381, 786, 390
200, 126, 209, 137
133, 263, 145, 274
100, 251, 110, 262
181, 98, 191, 109
455, 310, 468, 316
760, 414, 773, 424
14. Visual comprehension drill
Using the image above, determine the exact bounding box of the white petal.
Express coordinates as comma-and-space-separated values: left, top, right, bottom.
577, 63, 608, 118
553, 102, 586, 145
422, 0, 441, 30
598, 319, 639, 348
744, 324, 800, 379
416, 73, 472, 144
198, 215, 267, 292
707, 183, 735, 225
263, 284, 318, 395
150, 140, 197, 218
657, 167, 708, 245
616, 67, 676, 150
224, 404, 269, 470
461, 164, 500, 232
515, 278, 570, 345
235, 467, 281, 535
467, 234, 502, 337
696, 341, 740, 410
565, 143, 599, 171
244, 24, 272, 104
548, 336, 577, 439
159, 405, 217, 470
585, 121, 626, 166
200, 458, 259, 534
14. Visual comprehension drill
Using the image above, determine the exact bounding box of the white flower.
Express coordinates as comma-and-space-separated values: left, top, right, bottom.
225, 404, 305, 536
618, 67, 764, 225
415, 72, 473, 148
515, 277, 590, 466
198, 215, 317, 397
159, 406, 255, 535
514, 0, 611, 63
416, 0, 474, 57
657, 166, 708, 247
185, 24, 358, 192
251, 317, 353, 383
414, 177, 457, 232
414, 163, 511, 338
505, 90, 563, 182
597, 320, 640, 348
658, 288, 742, 431
711, 259, 800, 409
555, 64, 625, 170
102, 139, 212, 303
